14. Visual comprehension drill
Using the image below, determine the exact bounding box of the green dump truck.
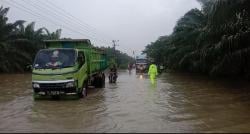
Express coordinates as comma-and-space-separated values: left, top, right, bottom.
32, 39, 108, 100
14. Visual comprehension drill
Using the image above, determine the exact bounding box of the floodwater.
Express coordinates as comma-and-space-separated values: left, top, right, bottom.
1, 70, 250, 133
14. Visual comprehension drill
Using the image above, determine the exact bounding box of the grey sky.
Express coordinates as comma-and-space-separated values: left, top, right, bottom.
2, 0, 201, 56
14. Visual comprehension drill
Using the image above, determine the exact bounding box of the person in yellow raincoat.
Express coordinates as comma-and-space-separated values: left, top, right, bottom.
148, 61, 158, 84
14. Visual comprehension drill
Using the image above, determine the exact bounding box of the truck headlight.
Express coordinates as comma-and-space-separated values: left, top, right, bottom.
33, 83, 40, 88
66, 82, 75, 88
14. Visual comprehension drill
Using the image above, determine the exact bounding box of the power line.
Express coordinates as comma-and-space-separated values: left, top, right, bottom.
2, 0, 59, 28
28, 0, 109, 45
21, 0, 109, 45
44, 0, 113, 41
29, 0, 111, 44
3, 0, 110, 45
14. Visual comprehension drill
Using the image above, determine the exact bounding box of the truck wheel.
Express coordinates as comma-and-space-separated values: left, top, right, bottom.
108, 75, 111, 83
95, 76, 102, 88
93, 73, 105, 88
101, 73, 105, 88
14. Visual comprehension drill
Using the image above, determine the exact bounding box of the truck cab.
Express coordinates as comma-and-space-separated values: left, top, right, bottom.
135, 54, 149, 75
32, 39, 107, 100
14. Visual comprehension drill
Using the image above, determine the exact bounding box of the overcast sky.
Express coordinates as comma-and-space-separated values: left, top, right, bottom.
2, 0, 201, 56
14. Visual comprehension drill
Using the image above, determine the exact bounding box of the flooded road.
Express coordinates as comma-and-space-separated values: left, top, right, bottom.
1, 70, 250, 133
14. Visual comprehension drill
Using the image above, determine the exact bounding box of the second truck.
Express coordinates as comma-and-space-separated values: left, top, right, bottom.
135, 54, 149, 74
31, 39, 108, 100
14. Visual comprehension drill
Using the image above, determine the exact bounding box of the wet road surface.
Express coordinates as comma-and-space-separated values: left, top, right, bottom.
1, 70, 250, 133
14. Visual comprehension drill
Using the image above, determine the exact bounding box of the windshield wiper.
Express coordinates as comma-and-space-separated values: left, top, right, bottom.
34, 66, 54, 69
50, 66, 62, 70
34, 65, 73, 69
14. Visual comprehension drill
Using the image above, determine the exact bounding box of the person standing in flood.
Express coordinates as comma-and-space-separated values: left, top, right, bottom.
128, 62, 133, 74
148, 61, 158, 84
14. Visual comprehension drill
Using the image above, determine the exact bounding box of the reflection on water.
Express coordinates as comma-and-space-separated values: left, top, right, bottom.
1, 71, 250, 132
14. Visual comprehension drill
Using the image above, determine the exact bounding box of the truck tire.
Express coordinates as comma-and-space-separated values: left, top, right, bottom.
93, 76, 98, 88
94, 76, 102, 88
112, 75, 117, 83
101, 73, 105, 88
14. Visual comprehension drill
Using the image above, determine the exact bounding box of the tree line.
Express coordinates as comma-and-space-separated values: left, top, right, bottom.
0, 6, 61, 73
99, 46, 134, 69
143, 0, 250, 78
0, 6, 134, 73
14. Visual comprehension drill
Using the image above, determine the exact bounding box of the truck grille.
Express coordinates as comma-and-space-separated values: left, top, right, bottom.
33, 83, 76, 93
39, 83, 66, 89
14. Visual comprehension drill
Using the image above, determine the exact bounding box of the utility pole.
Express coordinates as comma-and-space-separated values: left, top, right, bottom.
133, 50, 136, 59
133, 50, 136, 64
112, 40, 119, 65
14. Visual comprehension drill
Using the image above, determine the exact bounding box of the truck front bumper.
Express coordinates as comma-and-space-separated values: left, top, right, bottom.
32, 80, 79, 100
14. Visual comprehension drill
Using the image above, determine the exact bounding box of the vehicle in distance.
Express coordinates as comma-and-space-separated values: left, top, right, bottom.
135, 54, 148, 74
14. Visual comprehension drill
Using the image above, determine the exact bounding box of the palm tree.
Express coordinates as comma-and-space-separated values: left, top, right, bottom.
0, 6, 62, 73
202, 0, 250, 76
143, 0, 250, 78
44, 28, 62, 40
0, 6, 31, 72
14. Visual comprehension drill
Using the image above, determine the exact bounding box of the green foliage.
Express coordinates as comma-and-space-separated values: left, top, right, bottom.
0, 6, 61, 73
0, 6, 133, 72
99, 46, 134, 69
143, 0, 250, 78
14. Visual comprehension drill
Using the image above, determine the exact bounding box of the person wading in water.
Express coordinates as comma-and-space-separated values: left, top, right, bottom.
148, 60, 158, 84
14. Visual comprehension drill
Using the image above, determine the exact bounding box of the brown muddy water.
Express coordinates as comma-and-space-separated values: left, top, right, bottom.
1, 70, 250, 133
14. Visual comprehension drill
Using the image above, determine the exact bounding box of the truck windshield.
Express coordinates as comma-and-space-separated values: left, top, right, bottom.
33, 49, 76, 69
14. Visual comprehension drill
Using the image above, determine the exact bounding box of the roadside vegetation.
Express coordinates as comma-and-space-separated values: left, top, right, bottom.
0, 6, 61, 73
100, 46, 134, 69
143, 0, 250, 78
0, 6, 133, 73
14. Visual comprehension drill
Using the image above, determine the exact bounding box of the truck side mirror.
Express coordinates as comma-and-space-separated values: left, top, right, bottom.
26, 64, 33, 71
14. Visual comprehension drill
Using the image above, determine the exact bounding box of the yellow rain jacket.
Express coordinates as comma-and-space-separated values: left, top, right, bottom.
148, 64, 158, 80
